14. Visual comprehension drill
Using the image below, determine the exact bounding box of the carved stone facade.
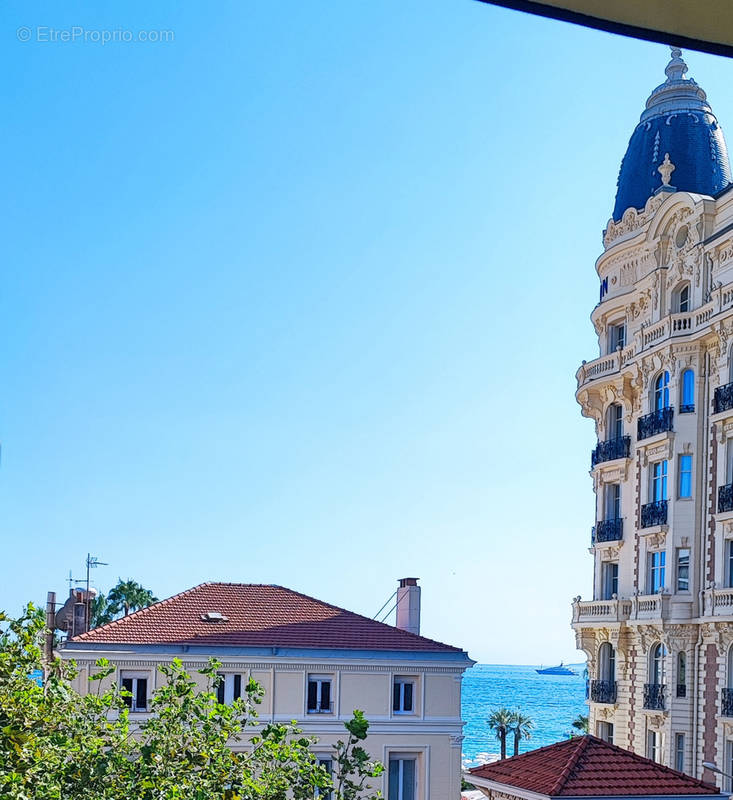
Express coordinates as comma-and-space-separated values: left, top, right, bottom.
573, 149, 733, 781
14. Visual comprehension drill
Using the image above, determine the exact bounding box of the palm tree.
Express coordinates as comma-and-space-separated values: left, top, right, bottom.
89, 592, 114, 628
106, 579, 158, 618
487, 707, 513, 760
508, 710, 534, 756
571, 714, 589, 735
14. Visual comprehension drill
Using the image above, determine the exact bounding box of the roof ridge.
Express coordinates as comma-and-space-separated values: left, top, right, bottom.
262, 583, 462, 651
70, 582, 211, 641
548, 735, 591, 795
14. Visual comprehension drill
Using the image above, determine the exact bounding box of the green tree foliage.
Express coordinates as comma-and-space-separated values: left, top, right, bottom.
507, 710, 534, 756
0, 606, 383, 800
105, 578, 159, 618
487, 707, 513, 760
571, 714, 589, 735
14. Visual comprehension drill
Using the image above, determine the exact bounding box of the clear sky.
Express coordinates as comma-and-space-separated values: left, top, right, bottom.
3, 1, 733, 664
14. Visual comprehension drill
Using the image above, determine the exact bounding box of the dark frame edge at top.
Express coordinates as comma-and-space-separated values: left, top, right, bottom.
474, 0, 733, 59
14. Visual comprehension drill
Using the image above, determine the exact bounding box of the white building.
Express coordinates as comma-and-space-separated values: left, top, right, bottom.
61, 578, 473, 800
570, 47, 733, 783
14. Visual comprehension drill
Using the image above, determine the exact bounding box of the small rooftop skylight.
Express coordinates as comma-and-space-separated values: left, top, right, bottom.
201, 611, 229, 622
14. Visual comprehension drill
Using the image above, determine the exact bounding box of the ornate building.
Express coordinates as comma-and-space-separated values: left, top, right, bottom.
570, 48, 733, 782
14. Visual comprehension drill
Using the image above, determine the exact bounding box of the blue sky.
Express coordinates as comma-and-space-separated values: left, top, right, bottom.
3, 1, 733, 664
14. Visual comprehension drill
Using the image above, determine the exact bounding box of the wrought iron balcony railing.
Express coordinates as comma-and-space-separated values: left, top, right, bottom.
641, 500, 668, 528
591, 435, 631, 468
722, 688, 733, 717
715, 382, 733, 415
643, 683, 665, 710
676, 684, 686, 698
679, 404, 695, 414
594, 518, 623, 543
589, 679, 617, 704
637, 407, 674, 440
719, 484, 733, 514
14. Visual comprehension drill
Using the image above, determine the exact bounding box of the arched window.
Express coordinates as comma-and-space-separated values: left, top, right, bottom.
677, 651, 686, 697
599, 642, 616, 683
673, 284, 690, 313
681, 369, 695, 412
607, 403, 623, 440
654, 372, 670, 411
650, 642, 666, 685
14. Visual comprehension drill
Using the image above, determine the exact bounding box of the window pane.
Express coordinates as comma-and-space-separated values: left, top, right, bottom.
404, 682, 413, 712
402, 760, 416, 800
122, 677, 133, 709
233, 674, 242, 700
307, 681, 318, 711
320, 681, 331, 711
393, 682, 400, 712
388, 760, 400, 800
136, 678, 147, 711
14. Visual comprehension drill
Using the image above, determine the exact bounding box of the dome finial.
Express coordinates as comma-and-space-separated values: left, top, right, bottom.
658, 153, 676, 187
665, 46, 688, 82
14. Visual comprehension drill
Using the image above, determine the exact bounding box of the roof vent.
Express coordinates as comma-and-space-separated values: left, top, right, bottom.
201, 611, 229, 622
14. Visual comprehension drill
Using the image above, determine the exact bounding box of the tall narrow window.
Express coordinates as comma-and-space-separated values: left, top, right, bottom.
120, 672, 148, 712
315, 757, 333, 800
216, 673, 243, 705
609, 322, 626, 352
681, 370, 695, 412
605, 483, 621, 520
608, 403, 624, 440
678, 455, 692, 498
652, 461, 668, 502
650, 643, 666, 684
649, 552, 666, 594
676, 548, 690, 592
677, 652, 687, 697
728, 646, 733, 690
675, 733, 685, 772
677, 285, 690, 313
393, 678, 415, 714
647, 730, 662, 763
599, 642, 615, 683
727, 439, 733, 484
655, 372, 670, 410
388, 757, 416, 800
597, 721, 614, 744
307, 676, 332, 714
602, 562, 618, 600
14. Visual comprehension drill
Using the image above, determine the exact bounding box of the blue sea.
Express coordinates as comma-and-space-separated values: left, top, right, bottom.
462, 664, 587, 767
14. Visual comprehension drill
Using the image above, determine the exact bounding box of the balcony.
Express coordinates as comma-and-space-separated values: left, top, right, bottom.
723, 688, 733, 717
715, 382, 733, 415
680, 404, 695, 414
641, 500, 668, 528
643, 683, 665, 710
719, 483, 733, 513
591, 435, 631, 468
637, 407, 674, 440
589, 679, 617, 704
593, 518, 623, 543
571, 598, 632, 625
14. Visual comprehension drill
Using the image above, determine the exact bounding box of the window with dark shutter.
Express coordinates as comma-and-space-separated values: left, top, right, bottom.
403, 682, 413, 712
216, 674, 226, 705
319, 681, 330, 712
393, 682, 400, 712
136, 678, 147, 711
122, 677, 133, 709
233, 674, 242, 700
307, 680, 318, 711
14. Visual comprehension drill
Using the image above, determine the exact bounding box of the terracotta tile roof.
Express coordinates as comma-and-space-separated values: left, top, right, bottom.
469, 736, 719, 796
67, 582, 464, 653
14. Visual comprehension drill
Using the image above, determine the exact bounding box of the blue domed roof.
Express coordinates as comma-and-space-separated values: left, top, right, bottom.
612, 49, 732, 222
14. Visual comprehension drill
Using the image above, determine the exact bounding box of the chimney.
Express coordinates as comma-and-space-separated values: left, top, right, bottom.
396, 578, 421, 635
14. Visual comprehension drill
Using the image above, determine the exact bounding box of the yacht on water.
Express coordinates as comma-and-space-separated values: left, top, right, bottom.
535, 662, 577, 676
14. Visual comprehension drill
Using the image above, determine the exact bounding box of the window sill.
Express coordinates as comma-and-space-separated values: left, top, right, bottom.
392, 710, 416, 716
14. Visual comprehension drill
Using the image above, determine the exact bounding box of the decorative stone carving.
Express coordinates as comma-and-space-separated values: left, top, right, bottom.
603, 194, 665, 247
658, 154, 675, 187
